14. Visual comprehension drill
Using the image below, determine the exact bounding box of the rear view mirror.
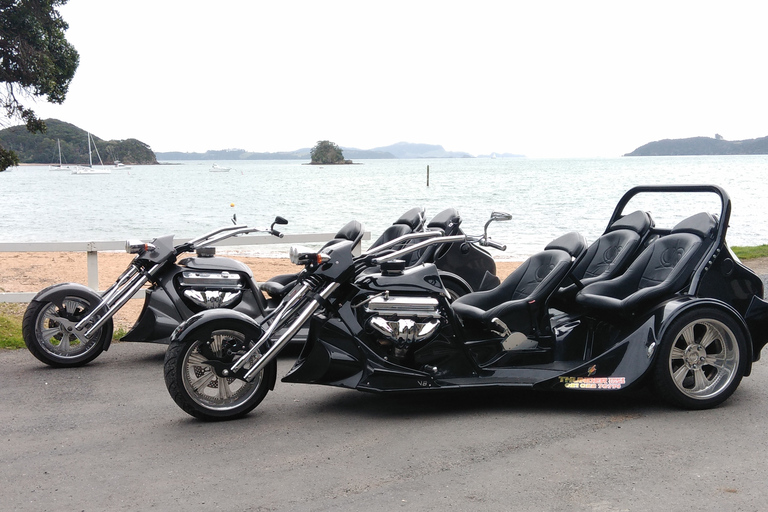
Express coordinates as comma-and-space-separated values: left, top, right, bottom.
274, 216, 288, 225
483, 211, 512, 240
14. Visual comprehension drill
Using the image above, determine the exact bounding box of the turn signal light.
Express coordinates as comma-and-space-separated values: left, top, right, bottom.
125, 240, 156, 254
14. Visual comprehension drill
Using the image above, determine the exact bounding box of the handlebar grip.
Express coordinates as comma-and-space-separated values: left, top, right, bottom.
483, 240, 506, 251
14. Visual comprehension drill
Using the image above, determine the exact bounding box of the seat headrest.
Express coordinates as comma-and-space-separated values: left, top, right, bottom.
427, 208, 461, 234
670, 212, 717, 239
545, 231, 587, 257
608, 210, 653, 234
394, 207, 424, 231
334, 220, 364, 243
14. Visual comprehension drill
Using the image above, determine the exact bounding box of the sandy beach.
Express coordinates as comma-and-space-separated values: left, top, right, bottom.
0, 252, 522, 329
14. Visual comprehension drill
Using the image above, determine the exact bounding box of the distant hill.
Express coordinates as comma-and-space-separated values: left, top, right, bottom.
625, 135, 768, 156
156, 149, 307, 161
156, 147, 395, 161
370, 142, 472, 159
477, 152, 525, 158
0, 119, 158, 165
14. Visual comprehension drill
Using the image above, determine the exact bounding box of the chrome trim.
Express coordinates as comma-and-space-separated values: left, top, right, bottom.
362, 230, 444, 255
364, 296, 440, 318
240, 282, 340, 381
183, 289, 242, 309
369, 317, 441, 344
72, 265, 143, 336
187, 224, 248, 246
371, 234, 476, 265
230, 282, 313, 373
180, 270, 242, 288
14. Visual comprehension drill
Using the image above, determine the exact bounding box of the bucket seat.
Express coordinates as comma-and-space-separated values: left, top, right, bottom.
553, 210, 654, 306
452, 231, 587, 337
574, 212, 717, 320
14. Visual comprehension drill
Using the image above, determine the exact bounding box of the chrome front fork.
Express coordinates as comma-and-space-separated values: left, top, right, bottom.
230, 281, 340, 381
74, 263, 154, 339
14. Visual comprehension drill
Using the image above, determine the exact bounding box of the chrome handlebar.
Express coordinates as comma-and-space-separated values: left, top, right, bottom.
369, 233, 506, 265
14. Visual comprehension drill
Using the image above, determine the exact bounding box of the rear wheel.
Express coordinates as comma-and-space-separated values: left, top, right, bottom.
164, 322, 274, 421
652, 307, 746, 409
22, 289, 112, 367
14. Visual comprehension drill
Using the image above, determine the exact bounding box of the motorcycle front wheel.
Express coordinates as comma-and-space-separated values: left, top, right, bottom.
22, 288, 113, 368
164, 323, 275, 421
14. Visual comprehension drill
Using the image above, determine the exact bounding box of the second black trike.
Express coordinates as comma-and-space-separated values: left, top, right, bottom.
163, 185, 768, 420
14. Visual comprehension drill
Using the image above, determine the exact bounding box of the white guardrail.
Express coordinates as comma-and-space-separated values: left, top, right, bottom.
0, 231, 370, 303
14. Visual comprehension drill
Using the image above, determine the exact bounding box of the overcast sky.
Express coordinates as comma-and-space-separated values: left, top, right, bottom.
29, 0, 768, 157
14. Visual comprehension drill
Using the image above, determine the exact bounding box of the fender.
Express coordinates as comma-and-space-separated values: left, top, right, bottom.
655, 296, 754, 375
171, 308, 278, 390
31, 283, 115, 352
438, 271, 473, 297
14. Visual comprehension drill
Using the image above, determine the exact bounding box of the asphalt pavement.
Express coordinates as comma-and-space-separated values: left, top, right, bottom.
2, 343, 768, 511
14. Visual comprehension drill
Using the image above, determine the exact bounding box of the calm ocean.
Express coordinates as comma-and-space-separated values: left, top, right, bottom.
2, 156, 767, 260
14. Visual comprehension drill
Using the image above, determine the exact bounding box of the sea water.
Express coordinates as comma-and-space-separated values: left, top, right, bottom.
1, 156, 767, 260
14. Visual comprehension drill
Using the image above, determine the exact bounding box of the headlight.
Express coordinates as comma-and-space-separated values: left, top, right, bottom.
125, 240, 155, 254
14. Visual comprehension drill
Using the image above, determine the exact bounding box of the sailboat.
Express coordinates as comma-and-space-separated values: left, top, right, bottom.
72, 133, 111, 175
49, 139, 75, 171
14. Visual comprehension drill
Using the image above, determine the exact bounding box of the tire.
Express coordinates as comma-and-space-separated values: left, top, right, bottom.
22, 290, 112, 368
440, 275, 472, 302
652, 307, 747, 409
164, 321, 275, 421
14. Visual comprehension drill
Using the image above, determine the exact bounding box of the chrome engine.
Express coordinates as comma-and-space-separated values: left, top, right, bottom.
179, 271, 243, 310
364, 296, 443, 349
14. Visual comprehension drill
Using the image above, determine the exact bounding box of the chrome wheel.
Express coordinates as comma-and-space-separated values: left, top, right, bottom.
35, 299, 99, 357
653, 307, 746, 409
667, 318, 739, 400
180, 330, 265, 412
23, 288, 111, 367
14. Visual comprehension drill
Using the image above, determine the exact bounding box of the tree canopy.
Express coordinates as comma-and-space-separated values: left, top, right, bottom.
0, 0, 79, 171
310, 140, 346, 165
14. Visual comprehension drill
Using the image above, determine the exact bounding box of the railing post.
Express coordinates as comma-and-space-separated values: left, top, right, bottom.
86, 242, 99, 291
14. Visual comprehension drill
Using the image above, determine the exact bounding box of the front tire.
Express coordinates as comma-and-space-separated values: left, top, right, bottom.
22, 289, 112, 368
652, 307, 747, 409
164, 321, 275, 421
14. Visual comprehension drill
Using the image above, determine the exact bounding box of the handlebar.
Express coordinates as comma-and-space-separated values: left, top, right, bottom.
480, 239, 507, 251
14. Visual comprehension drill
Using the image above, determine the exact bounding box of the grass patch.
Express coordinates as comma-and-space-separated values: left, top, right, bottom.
731, 245, 768, 260
0, 303, 127, 350
0, 304, 25, 349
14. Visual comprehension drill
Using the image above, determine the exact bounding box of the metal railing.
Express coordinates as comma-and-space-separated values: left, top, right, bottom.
0, 231, 370, 303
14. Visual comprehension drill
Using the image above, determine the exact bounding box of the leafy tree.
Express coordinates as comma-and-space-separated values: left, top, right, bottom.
0, 0, 79, 171
310, 140, 345, 164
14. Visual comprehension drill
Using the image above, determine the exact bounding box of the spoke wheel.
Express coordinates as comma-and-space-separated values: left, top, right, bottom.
22, 289, 112, 367
653, 307, 747, 409
165, 323, 275, 421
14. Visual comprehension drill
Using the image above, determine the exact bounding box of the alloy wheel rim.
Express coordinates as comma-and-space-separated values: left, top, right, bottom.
35, 298, 100, 358
182, 329, 264, 411
667, 318, 739, 400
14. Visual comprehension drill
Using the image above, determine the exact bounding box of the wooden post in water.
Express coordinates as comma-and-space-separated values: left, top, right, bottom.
427, 165, 430, 187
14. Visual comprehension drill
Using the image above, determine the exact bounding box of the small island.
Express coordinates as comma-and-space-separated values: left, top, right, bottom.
309, 140, 354, 165
624, 134, 768, 156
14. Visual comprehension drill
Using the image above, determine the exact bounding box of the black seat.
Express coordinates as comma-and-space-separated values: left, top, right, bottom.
554, 210, 653, 305
575, 212, 717, 319
369, 207, 424, 249
408, 208, 462, 266
261, 220, 364, 299
452, 232, 587, 336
